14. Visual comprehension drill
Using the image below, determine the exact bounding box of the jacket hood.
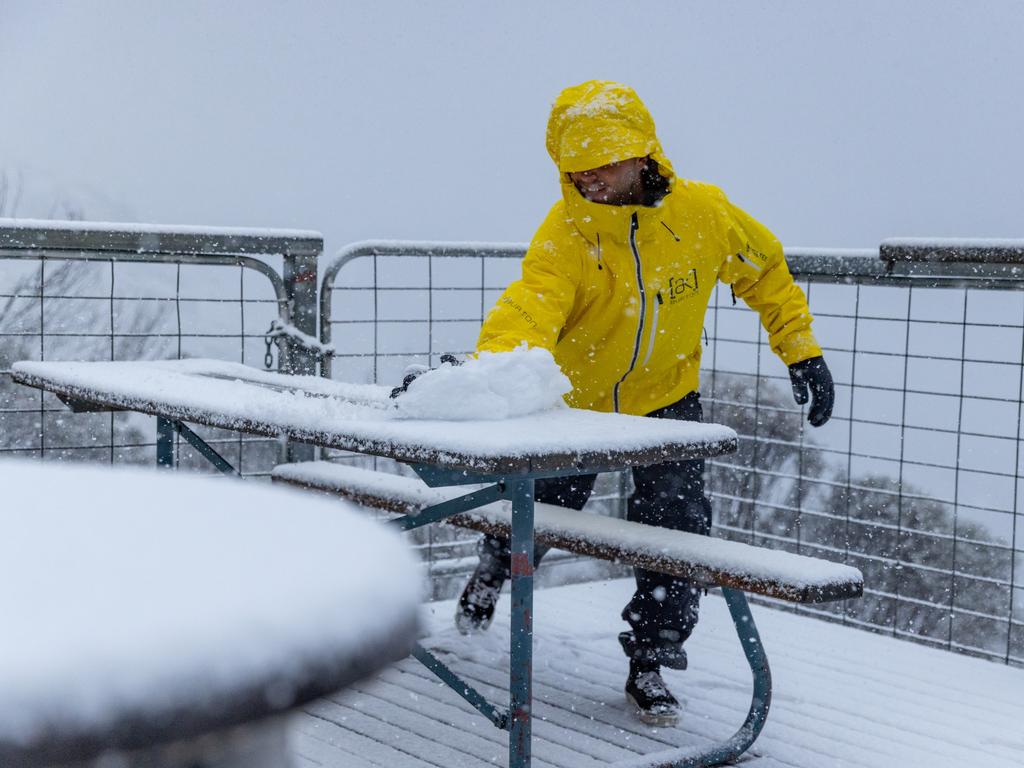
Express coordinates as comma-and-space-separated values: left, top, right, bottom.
545, 80, 676, 240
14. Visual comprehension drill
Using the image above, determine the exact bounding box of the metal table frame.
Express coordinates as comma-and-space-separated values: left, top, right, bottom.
155, 415, 771, 768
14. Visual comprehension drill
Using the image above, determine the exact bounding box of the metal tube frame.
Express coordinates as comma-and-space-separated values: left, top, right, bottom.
155, 417, 240, 476
401, 462, 774, 768
153, 412, 775, 768
0, 249, 290, 318
1, 220, 324, 468
0, 248, 293, 373
389, 482, 507, 531
282, 250, 319, 463
318, 240, 527, 379
146, 374, 776, 768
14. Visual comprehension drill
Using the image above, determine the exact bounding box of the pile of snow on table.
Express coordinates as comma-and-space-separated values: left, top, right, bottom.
394, 346, 572, 420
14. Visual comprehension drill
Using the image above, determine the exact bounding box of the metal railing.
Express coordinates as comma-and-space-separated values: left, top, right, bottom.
321, 238, 1024, 666
0, 219, 322, 476
4, 224, 1019, 664
320, 240, 526, 380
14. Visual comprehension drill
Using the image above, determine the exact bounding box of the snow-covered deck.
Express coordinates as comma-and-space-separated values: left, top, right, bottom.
290, 579, 1024, 768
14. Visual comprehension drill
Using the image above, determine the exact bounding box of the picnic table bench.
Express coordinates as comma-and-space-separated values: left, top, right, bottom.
273, 462, 862, 605
12, 358, 863, 768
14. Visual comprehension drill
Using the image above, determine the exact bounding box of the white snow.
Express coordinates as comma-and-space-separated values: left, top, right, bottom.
272, 462, 862, 598
394, 347, 572, 421
0, 460, 421, 746
784, 247, 877, 258
333, 238, 527, 259
0, 217, 322, 241
10, 359, 737, 472
273, 460, 467, 507
292, 579, 1024, 768
267, 319, 336, 357
882, 237, 1024, 248
458, 503, 860, 596
562, 82, 632, 119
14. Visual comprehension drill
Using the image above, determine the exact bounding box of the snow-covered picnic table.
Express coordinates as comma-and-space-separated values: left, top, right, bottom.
0, 460, 421, 768
9, 358, 861, 768
11, 358, 738, 475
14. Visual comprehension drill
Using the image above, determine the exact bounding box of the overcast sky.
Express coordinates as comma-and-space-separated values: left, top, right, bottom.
2, 1, 1022, 256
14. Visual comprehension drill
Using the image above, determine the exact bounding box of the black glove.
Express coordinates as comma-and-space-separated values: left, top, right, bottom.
788, 356, 834, 427
389, 354, 461, 398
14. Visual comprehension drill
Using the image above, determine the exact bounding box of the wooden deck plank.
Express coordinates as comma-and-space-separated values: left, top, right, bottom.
303, 698, 497, 768
535, 600, 926, 767
374, 663, 641, 763
290, 724, 382, 768
347, 674, 613, 767
289, 580, 1024, 768
390, 660, 666, 754
410, 641, 683, 750
292, 714, 422, 768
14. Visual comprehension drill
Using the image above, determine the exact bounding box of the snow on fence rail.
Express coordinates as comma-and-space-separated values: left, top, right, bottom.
321, 239, 1024, 667
0, 218, 323, 476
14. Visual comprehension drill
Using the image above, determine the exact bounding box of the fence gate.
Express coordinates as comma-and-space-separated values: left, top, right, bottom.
0, 220, 322, 476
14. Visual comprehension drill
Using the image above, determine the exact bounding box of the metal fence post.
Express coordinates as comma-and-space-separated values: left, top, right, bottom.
282, 242, 322, 463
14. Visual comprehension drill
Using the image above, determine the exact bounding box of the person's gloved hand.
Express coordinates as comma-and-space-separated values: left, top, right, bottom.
389, 354, 461, 399
788, 356, 834, 427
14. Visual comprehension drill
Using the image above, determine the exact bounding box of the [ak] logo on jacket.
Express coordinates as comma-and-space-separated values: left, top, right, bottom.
666, 269, 699, 304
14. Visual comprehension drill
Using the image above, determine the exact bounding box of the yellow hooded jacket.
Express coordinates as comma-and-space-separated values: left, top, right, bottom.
477, 81, 821, 416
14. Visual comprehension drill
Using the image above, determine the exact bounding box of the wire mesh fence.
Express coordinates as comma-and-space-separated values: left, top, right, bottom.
706, 248, 1024, 667
321, 241, 1024, 665
0, 223, 319, 478
3, 226, 1019, 664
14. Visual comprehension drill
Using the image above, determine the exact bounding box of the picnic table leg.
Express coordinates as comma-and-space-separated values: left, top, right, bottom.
508, 477, 535, 768
154, 417, 239, 476
721, 587, 771, 752
630, 589, 771, 768
682, 587, 771, 767
156, 416, 175, 469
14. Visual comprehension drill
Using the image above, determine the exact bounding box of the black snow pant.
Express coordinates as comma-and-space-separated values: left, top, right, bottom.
476, 391, 712, 660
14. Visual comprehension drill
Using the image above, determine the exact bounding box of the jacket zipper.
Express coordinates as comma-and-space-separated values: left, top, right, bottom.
641, 292, 663, 368
613, 212, 646, 412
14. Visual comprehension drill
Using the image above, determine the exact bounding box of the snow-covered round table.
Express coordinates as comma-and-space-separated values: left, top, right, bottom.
0, 461, 421, 768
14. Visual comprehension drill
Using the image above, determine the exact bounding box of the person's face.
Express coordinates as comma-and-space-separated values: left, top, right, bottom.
568, 156, 647, 205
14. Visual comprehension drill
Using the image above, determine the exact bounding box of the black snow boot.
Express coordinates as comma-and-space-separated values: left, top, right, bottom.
455, 537, 511, 634
625, 660, 680, 727
455, 563, 504, 634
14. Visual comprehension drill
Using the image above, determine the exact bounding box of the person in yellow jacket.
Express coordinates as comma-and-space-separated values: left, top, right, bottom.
456, 80, 834, 726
